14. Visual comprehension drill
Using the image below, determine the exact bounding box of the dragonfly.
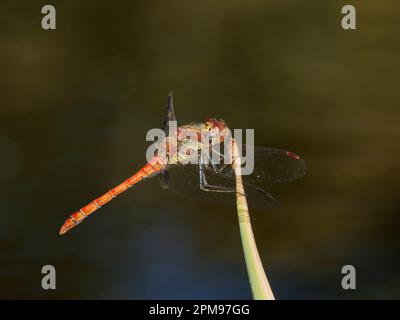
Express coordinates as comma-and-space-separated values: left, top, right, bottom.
59, 92, 306, 235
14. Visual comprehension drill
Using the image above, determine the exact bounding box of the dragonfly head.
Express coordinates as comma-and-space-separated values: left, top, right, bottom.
203, 118, 228, 142
204, 118, 227, 131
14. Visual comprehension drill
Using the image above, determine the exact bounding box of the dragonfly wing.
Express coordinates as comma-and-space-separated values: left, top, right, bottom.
213, 145, 307, 184
158, 170, 170, 189
164, 163, 279, 210
163, 91, 176, 135
159, 91, 176, 189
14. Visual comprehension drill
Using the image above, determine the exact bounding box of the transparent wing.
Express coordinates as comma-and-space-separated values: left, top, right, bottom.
164, 163, 279, 210
213, 145, 307, 184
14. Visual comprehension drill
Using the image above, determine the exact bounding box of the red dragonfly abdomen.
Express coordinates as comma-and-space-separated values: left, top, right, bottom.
59, 156, 165, 235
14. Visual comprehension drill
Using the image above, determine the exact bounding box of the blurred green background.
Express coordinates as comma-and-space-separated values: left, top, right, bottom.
1, 0, 399, 299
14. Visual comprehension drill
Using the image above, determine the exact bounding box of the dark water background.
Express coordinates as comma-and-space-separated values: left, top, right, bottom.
1, 1, 399, 299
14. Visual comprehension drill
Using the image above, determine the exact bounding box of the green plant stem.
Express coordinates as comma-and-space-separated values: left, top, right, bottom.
232, 140, 275, 300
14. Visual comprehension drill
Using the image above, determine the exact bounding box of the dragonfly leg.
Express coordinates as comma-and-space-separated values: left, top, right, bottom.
209, 146, 231, 173
210, 161, 229, 174
199, 163, 234, 193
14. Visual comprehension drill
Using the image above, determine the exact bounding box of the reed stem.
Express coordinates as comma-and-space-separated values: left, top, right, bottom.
232, 140, 275, 300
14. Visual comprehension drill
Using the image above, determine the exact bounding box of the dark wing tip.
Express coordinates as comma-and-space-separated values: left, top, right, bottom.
167, 91, 174, 106
163, 91, 177, 133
